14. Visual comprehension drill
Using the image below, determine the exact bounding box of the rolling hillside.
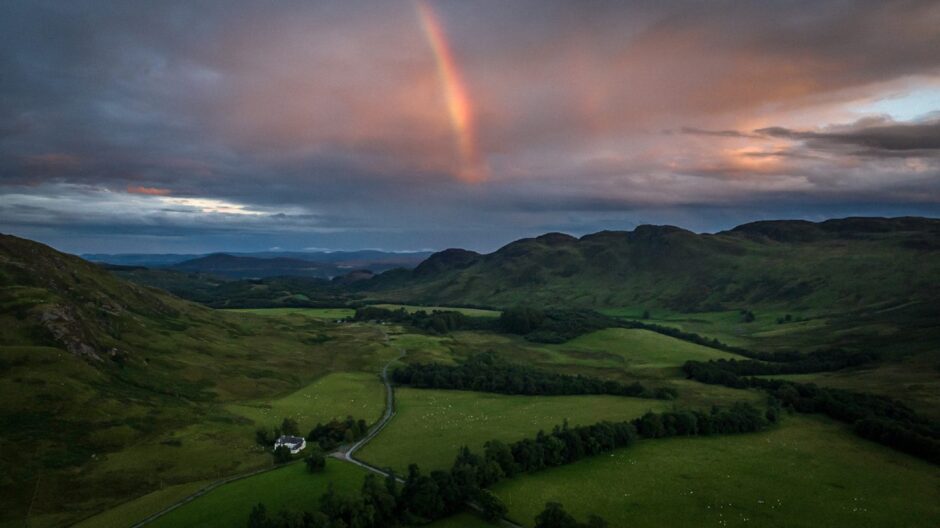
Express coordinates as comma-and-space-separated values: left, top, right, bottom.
0, 234, 389, 525
360, 217, 940, 313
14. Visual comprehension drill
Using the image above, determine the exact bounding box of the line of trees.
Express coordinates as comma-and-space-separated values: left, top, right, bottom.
392, 352, 677, 400
247, 461, 508, 527
688, 348, 879, 377
247, 403, 768, 527
499, 307, 617, 343
535, 502, 607, 528
353, 306, 492, 334
499, 403, 770, 476
683, 360, 940, 464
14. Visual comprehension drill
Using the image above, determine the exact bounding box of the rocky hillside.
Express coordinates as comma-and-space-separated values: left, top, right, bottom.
0, 234, 203, 361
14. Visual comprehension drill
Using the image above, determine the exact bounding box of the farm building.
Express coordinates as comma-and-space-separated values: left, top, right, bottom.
274, 435, 306, 454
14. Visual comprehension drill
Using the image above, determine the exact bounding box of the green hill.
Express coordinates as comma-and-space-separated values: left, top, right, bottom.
0, 234, 388, 526
360, 217, 940, 313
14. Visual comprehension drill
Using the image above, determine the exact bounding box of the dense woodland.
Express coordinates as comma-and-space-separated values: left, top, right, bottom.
690, 348, 879, 376
393, 352, 677, 399
307, 417, 370, 451
683, 360, 940, 463
246, 403, 768, 527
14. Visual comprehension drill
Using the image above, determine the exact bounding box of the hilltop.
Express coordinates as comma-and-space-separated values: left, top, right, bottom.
85, 249, 432, 279
359, 217, 940, 313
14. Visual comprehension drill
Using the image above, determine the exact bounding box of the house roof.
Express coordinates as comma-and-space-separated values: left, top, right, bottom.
275, 435, 305, 447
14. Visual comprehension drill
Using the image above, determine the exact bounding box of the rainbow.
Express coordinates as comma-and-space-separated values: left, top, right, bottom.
415, 0, 487, 183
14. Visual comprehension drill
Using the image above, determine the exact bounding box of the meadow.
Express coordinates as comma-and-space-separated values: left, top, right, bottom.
356, 388, 671, 472
148, 460, 368, 528
489, 415, 940, 528
540, 327, 740, 376
225, 371, 387, 434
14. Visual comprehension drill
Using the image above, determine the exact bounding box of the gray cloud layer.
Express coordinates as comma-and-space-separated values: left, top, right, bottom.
1, 0, 939, 252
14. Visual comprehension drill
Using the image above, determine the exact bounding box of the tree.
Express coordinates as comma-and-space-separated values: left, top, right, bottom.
484, 440, 517, 477
400, 464, 444, 520
642, 309, 650, 319
280, 418, 300, 437
273, 445, 292, 464
305, 449, 326, 473
534, 502, 578, 528
474, 489, 508, 523
247, 503, 270, 528
361, 474, 398, 526
740, 309, 755, 323
255, 428, 271, 447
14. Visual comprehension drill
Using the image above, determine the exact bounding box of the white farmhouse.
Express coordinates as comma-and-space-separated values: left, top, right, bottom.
274, 435, 306, 454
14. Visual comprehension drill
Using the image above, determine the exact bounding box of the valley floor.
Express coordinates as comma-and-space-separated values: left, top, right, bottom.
7, 307, 940, 528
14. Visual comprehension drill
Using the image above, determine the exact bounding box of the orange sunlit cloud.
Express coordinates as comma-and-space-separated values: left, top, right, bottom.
127, 185, 172, 196
415, 0, 488, 183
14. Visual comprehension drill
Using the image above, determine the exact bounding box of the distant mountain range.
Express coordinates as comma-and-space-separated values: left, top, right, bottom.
84, 249, 433, 279
355, 216, 940, 314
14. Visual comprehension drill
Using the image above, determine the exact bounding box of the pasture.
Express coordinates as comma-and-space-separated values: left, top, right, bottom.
148, 460, 368, 528
542, 327, 741, 374
356, 388, 670, 472
490, 416, 940, 528
225, 371, 387, 434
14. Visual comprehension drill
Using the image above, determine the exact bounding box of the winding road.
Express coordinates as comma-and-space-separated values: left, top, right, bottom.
330, 346, 525, 528
331, 347, 405, 477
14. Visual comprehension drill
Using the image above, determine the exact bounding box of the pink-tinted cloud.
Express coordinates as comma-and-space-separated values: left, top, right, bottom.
126, 185, 172, 196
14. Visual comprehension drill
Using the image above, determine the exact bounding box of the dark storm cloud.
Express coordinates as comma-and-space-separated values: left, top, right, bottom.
1, 0, 939, 252
757, 118, 940, 154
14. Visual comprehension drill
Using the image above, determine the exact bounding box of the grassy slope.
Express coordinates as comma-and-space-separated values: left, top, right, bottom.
0, 236, 396, 526
148, 460, 367, 528
72, 480, 211, 528
489, 416, 940, 528
540, 328, 740, 376
225, 307, 356, 319
225, 371, 387, 433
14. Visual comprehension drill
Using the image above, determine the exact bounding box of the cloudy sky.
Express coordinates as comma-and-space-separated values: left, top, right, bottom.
1, 0, 939, 253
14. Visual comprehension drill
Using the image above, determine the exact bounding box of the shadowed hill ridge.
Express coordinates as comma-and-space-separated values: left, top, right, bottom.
359, 217, 940, 311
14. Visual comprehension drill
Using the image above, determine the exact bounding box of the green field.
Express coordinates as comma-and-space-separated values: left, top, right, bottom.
357, 388, 671, 472
389, 332, 459, 365
372, 303, 501, 318
225, 371, 387, 434
148, 460, 368, 528
73, 480, 211, 528
225, 307, 356, 319
490, 416, 940, 528
543, 328, 741, 373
